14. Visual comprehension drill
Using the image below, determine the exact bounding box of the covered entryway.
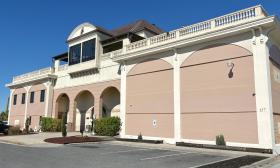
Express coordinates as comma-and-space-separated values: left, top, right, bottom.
55, 94, 70, 119
74, 91, 94, 132
100, 87, 120, 117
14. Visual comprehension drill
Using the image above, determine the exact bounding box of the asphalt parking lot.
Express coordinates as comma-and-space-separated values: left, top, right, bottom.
0, 141, 252, 168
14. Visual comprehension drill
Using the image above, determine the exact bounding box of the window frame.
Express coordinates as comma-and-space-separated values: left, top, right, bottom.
21, 93, 26, 104
13, 94, 17, 105
82, 39, 96, 62
30, 91, 35, 103
40, 90, 45, 102
69, 43, 82, 65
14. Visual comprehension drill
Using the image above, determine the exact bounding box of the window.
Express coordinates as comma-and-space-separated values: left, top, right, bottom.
30, 92, 35, 103
13, 94, 17, 105
40, 90, 45, 102
69, 44, 81, 65
103, 41, 123, 54
21, 93, 26, 104
82, 39, 96, 62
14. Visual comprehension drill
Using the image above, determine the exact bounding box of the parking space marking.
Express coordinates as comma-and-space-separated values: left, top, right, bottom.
140, 152, 191, 161
101, 148, 152, 155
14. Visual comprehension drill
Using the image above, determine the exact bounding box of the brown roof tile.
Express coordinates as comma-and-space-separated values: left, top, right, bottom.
110, 20, 165, 36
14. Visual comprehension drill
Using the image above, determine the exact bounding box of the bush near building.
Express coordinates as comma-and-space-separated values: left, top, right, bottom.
8, 126, 21, 135
41, 117, 62, 132
94, 117, 121, 136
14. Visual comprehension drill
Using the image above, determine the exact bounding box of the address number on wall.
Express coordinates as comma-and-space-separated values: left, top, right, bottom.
259, 107, 267, 112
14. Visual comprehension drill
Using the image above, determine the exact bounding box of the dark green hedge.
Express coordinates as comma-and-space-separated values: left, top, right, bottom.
41, 117, 62, 132
94, 117, 121, 136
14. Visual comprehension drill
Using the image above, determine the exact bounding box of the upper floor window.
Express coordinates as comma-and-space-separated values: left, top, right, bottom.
40, 90, 45, 102
82, 39, 96, 62
69, 44, 81, 65
30, 91, 35, 103
13, 94, 17, 105
69, 38, 96, 65
21, 93, 26, 104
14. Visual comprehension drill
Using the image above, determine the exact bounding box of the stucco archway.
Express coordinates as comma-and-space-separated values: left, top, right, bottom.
74, 91, 94, 131
55, 94, 70, 119
100, 87, 120, 117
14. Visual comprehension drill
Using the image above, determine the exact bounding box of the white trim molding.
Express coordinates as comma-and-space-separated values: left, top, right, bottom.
120, 62, 127, 137
7, 89, 15, 125
173, 49, 181, 142
251, 28, 275, 151
23, 86, 32, 127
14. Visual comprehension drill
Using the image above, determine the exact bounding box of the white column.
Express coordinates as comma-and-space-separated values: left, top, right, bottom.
173, 49, 181, 142
44, 80, 54, 117
7, 89, 15, 125
251, 28, 275, 149
24, 86, 31, 127
120, 62, 127, 137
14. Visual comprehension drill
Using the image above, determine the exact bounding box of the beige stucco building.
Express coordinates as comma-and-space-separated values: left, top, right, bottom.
6, 5, 280, 154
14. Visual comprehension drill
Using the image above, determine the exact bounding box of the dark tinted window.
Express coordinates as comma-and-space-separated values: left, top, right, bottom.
30, 92, 35, 103
103, 41, 123, 54
40, 90, 45, 102
13, 95, 17, 105
21, 93, 26, 104
69, 44, 81, 65
82, 39, 96, 62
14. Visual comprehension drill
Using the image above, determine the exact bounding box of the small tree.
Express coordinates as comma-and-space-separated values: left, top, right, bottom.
25, 116, 31, 133
61, 113, 67, 137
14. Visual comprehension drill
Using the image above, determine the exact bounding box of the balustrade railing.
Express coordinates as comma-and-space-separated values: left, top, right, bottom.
13, 67, 53, 82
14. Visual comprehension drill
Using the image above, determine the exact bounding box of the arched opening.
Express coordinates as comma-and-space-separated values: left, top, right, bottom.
74, 91, 94, 132
55, 94, 70, 120
100, 87, 120, 118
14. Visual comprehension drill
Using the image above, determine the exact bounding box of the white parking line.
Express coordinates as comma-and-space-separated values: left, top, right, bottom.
140, 152, 191, 161
101, 148, 151, 155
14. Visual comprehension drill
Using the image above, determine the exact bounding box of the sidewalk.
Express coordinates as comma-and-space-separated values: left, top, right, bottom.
0, 132, 80, 147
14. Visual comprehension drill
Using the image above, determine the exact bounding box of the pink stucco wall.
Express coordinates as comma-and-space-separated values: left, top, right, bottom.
9, 84, 46, 130
9, 88, 26, 128
53, 80, 120, 131
180, 44, 258, 144
126, 59, 174, 138
27, 84, 46, 130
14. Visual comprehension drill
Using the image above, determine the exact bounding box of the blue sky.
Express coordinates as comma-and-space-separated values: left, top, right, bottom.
0, 0, 279, 111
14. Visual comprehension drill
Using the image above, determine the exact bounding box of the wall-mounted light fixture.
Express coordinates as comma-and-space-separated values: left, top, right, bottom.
227, 61, 235, 78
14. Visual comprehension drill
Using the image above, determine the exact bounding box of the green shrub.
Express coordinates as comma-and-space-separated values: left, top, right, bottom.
216, 134, 226, 146
8, 126, 21, 135
94, 117, 121, 136
61, 113, 67, 137
41, 117, 62, 132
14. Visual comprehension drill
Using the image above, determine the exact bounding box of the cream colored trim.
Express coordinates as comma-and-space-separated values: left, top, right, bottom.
173, 49, 181, 141
23, 86, 31, 127
120, 62, 127, 137
251, 28, 275, 150
7, 89, 15, 125
43, 80, 54, 117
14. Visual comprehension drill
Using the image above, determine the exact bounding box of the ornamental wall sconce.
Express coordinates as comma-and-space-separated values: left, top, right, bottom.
227, 61, 235, 78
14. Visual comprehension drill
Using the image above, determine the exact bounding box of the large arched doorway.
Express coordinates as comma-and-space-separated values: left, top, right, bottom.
100, 87, 120, 118
74, 91, 94, 131
55, 94, 70, 120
